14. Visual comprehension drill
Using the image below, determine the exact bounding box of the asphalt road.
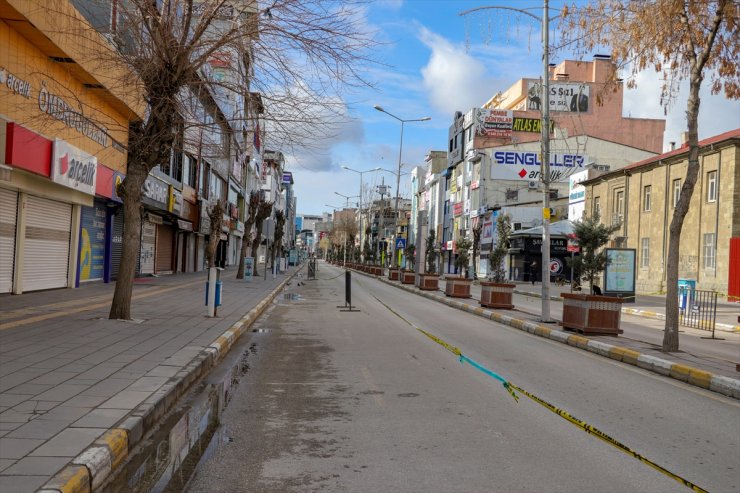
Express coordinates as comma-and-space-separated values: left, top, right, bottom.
185, 263, 740, 493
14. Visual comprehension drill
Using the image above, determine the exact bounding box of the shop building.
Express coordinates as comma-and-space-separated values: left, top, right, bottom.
0, 0, 142, 294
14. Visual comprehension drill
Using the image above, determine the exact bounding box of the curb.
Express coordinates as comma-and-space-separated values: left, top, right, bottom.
514, 289, 740, 333
38, 267, 304, 493
347, 267, 740, 400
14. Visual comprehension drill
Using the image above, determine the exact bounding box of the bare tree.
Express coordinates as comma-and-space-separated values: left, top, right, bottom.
271, 209, 286, 269
250, 200, 274, 276
60, 0, 379, 319
237, 190, 260, 278
562, 0, 738, 351
205, 200, 225, 268
472, 222, 483, 279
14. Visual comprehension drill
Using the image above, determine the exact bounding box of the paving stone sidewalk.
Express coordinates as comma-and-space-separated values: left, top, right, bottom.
0, 266, 298, 493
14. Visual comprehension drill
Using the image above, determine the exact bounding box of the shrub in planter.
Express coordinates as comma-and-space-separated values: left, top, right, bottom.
480, 214, 514, 309
562, 212, 623, 334
417, 231, 440, 291
446, 237, 472, 298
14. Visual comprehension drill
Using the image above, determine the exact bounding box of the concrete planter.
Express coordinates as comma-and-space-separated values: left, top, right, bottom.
401, 270, 415, 284
480, 282, 515, 309
388, 268, 401, 281
444, 276, 471, 298
417, 273, 439, 291
560, 293, 624, 335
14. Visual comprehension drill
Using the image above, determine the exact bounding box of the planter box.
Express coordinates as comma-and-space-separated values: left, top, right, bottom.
417, 273, 439, 291
480, 282, 515, 309
444, 276, 471, 298
401, 271, 415, 284
388, 269, 400, 281
560, 293, 623, 335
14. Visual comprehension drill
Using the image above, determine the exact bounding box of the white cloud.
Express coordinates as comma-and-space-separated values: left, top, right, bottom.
623, 69, 740, 151
418, 27, 500, 114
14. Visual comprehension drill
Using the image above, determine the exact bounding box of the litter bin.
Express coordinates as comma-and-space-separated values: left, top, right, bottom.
677, 279, 696, 310
205, 280, 223, 307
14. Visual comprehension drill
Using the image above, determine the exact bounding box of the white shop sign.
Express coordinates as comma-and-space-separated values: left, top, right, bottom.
51, 139, 97, 195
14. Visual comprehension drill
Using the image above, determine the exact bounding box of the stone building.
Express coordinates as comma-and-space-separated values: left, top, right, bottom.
581, 129, 739, 296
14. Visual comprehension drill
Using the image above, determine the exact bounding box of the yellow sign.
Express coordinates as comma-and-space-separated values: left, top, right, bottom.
543, 207, 551, 219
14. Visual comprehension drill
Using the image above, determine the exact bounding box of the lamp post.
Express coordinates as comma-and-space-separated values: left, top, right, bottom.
334, 192, 359, 265
374, 105, 430, 268
341, 166, 382, 262
459, 1, 556, 323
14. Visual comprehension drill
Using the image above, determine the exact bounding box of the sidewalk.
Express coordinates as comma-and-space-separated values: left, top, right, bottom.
0, 265, 299, 493
341, 264, 740, 397
509, 281, 740, 332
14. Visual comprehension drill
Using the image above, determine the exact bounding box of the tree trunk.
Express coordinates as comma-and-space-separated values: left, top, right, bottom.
108, 165, 146, 320
663, 68, 704, 352
251, 223, 263, 276
236, 220, 253, 278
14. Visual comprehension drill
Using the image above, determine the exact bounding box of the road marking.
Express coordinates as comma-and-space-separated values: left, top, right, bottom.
361, 367, 385, 408
0, 280, 203, 331
374, 293, 711, 493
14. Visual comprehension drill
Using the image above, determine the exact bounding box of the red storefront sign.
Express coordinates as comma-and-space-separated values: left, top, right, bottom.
4, 123, 52, 177
453, 202, 464, 216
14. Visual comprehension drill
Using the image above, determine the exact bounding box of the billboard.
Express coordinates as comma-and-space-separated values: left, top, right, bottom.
490, 150, 587, 183
474, 109, 513, 138
604, 248, 636, 300
527, 81, 590, 113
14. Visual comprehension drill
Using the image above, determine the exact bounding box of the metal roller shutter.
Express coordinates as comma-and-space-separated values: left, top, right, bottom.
0, 188, 18, 293
23, 195, 71, 291
139, 220, 156, 275
110, 211, 124, 280
155, 223, 174, 273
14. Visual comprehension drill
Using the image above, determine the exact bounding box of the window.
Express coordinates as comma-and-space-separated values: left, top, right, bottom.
613, 189, 624, 225
703, 233, 716, 269
185, 154, 198, 188
672, 179, 681, 208
449, 139, 453, 152
640, 238, 649, 268
643, 185, 651, 211
707, 170, 717, 202
201, 162, 211, 200
593, 196, 601, 219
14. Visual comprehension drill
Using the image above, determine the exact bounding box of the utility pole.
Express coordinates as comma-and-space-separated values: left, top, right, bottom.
377, 177, 390, 265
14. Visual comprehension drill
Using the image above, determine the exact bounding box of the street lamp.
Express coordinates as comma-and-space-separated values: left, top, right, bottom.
333, 193, 359, 265
374, 105, 430, 268
341, 165, 382, 262
459, 2, 555, 323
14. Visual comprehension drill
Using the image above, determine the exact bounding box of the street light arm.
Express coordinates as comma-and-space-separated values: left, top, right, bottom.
459, 5, 560, 23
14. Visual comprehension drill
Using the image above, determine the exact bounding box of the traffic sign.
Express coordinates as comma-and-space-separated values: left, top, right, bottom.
395, 238, 406, 249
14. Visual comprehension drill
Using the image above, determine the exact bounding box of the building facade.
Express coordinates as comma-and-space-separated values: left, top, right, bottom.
0, 0, 143, 293
582, 129, 739, 296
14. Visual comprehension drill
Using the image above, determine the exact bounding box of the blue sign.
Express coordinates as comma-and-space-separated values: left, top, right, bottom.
395, 238, 406, 249
79, 202, 106, 282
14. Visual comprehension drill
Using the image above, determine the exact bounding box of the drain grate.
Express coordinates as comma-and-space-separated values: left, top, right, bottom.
252, 328, 270, 333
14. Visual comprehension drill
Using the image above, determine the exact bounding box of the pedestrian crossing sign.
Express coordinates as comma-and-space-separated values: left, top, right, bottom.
396, 238, 406, 249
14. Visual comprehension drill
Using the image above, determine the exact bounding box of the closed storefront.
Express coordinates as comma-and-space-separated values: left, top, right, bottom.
0, 188, 18, 293
23, 195, 72, 291
155, 223, 174, 273
110, 211, 124, 280
78, 199, 107, 283
139, 220, 156, 275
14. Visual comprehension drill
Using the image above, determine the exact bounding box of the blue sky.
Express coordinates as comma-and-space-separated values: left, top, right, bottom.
287, 0, 740, 216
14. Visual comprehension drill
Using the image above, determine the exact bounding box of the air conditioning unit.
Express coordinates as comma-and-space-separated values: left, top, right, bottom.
528, 180, 538, 189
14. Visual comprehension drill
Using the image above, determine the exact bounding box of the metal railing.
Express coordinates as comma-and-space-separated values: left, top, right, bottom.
678, 287, 720, 339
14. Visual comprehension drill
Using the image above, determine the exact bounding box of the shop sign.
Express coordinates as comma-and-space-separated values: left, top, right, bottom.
51, 140, 97, 195
549, 258, 563, 274
453, 202, 464, 216
512, 117, 555, 134
567, 235, 580, 253
39, 86, 109, 147
111, 172, 124, 202
446, 240, 453, 251
168, 186, 183, 215
0, 67, 32, 98
491, 151, 587, 183
177, 219, 193, 231
474, 109, 513, 138
143, 175, 169, 209
482, 219, 493, 243
282, 172, 293, 184
464, 199, 470, 215
527, 81, 590, 113
471, 180, 479, 190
